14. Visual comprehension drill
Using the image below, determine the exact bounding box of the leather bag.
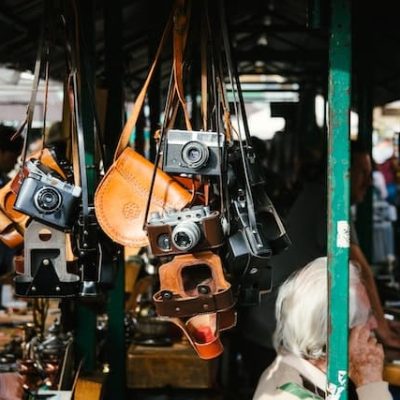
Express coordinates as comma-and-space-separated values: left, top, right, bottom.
95, 147, 191, 247
94, 14, 191, 247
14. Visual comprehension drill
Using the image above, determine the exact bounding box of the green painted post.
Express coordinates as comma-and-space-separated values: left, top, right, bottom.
327, 0, 351, 398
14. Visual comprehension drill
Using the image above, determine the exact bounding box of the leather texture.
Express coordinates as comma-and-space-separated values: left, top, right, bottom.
0, 209, 24, 248
154, 251, 234, 316
94, 13, 192, 247
94, 147, 191, 247
153, 251, 236, 359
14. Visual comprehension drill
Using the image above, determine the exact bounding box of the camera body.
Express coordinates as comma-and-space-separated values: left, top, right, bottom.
163, 129, 225, 176
146, 205, 224, 257
225, 196, 274, 305
14, 160, 81, 231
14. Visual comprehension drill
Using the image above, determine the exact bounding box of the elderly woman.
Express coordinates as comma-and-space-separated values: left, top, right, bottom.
253, 257, 392, 400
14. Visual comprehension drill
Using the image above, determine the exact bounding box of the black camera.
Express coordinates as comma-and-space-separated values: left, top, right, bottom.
225, 195, 274, 306
146, 205, 224, 257
163, 129, 225, 176
14, 160, 81, 231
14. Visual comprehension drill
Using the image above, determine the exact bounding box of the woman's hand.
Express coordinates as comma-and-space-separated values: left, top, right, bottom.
349, 324, 384, 387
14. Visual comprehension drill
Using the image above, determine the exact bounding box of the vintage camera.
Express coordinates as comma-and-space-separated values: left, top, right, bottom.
14, 160, 81, 231
146, 205, 224, 257
163, 129, 225, 176
225, 195, 274, 306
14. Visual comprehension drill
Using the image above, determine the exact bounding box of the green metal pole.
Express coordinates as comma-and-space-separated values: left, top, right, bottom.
75, 0, 97, 373
327, 0, 351, 398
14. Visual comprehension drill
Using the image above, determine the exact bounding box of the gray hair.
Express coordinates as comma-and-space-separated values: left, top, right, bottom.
273, 256, 363, 359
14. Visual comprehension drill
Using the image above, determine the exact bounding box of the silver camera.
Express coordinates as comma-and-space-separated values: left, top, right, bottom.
146, 205, 224, 256
163, 129, 225, 176
14, 160, 82, 231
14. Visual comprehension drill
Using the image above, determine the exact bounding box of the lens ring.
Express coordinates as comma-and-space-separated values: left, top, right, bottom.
181, 141, 209, 170
172, 221, 201, 251
34, 187, 62, 214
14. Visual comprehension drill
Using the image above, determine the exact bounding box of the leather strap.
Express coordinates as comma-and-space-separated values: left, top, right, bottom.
200, 11, 208, 131
153, 286, 234, 318
20, 21, 45, 163
114, 13, 173, 160
0, 209, 24, 248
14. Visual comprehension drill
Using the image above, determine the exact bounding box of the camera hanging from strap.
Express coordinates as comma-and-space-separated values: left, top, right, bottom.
13, 0, 111, 298
13, 1, 82, 297
217, 0, 291, 306
64, 1, 115, 297
139, 0, 237, 360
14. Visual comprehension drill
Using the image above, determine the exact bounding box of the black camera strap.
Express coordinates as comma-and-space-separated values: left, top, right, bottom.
18, 7, 46, 165
218, 0, 259, 236
142, 68, 177, 230
68, 72, 89, 224
219, 0, 288, 261
68, 0, 107, 172
206, 10, 228, 221
67, 22, 103, 286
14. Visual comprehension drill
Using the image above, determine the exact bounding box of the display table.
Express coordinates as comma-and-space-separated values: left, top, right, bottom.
127, 341, 217, 389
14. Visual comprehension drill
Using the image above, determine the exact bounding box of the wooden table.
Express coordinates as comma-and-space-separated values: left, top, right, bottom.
127, 341, 217, 389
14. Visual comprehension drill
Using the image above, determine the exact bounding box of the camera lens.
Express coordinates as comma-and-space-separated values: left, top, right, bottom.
172, 221, 201, 251
157, 233, 171, 251
34, 187, 62, 213
181, 141, 209, 170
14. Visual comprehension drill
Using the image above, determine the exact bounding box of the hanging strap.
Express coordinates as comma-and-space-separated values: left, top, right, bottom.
142, 1, 197, 229
114, 14, 173, 160
68, 72, 89, 222
172, 0, 192, 131
218, 0, 260, 236
200, 14, 208, 131
62, 4, 90, 226
69, 0, 107, 171
19, 19, 45, 164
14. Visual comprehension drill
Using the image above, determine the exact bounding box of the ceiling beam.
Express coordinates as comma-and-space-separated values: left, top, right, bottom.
235, 47, 326, 62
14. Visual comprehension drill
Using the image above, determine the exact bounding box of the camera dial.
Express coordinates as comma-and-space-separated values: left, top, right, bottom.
34, 186, 62, 213
181, 141, 209, 170
172, 221, 201, 251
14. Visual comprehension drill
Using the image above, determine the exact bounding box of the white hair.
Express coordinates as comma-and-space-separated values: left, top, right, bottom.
273, 256, 362, 360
